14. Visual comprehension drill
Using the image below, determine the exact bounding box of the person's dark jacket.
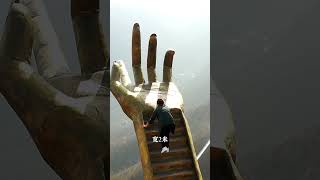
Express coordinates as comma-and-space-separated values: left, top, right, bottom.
149, 105, 175, 132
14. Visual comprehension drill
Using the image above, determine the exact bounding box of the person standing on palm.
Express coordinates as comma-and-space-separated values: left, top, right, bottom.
144, 98, 175, 153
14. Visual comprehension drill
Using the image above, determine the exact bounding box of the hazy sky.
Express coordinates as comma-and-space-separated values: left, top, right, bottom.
110, 0, 210, 87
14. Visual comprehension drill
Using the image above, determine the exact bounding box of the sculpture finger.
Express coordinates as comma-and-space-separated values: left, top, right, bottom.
147, 34, 157, 83
0, 3, 33, 64
132, 23, 144, 85
163, 50, 175, 82
18, 0, 71, 79
71, 0, 109, 76
111, 61, 133, 100
111, 60, 132, 87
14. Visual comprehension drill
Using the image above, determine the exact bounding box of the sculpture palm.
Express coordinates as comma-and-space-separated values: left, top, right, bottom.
0, 0, 109, 179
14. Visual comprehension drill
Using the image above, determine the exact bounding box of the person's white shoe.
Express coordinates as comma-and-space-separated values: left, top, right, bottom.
161, 147, 168, 153
167, 147, 170, 153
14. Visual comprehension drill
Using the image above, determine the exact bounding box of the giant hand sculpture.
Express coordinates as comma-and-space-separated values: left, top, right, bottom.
0, 0, 109, 179
111, 24, 199, 179
111, 23, 183, 118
